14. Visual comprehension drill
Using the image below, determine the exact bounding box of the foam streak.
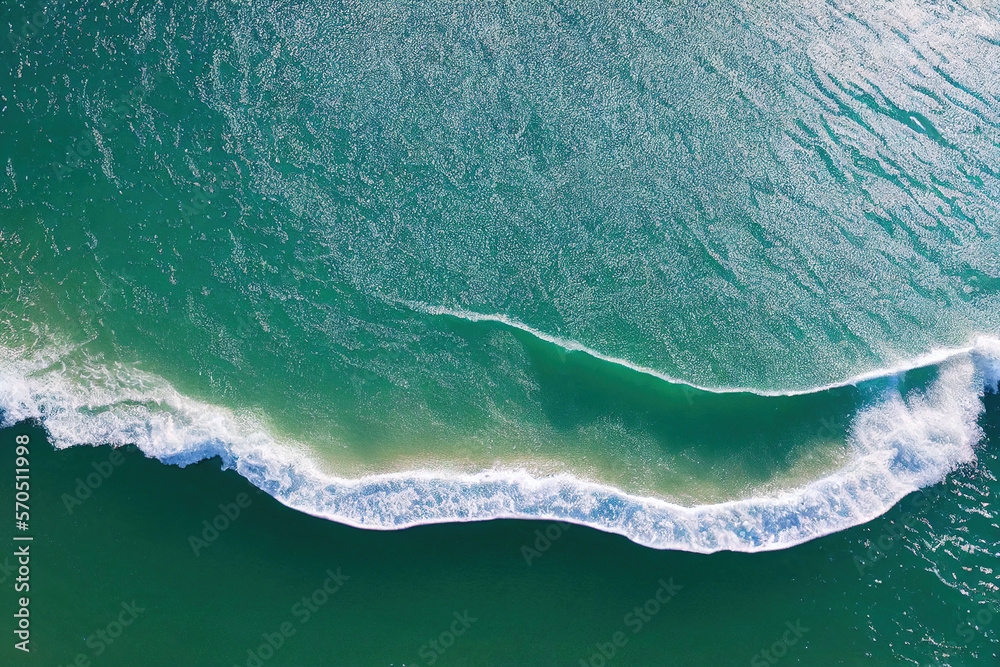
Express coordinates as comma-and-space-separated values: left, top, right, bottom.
402, 301, 979, 397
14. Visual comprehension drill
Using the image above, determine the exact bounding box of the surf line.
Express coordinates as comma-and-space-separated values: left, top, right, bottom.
398, 300, 977, 397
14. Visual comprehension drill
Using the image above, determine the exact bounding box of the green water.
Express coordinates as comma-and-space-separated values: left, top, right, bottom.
0, 411, 997, 666
2, 0, 1000, 662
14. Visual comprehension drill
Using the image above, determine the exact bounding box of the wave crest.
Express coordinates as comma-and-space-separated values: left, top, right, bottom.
0, 339, 996, 553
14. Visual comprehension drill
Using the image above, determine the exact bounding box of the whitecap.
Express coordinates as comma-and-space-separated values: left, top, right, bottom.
0, 337, 996, 553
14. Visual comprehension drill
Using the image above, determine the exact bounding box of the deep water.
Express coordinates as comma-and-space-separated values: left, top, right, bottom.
1, 398, 996, 666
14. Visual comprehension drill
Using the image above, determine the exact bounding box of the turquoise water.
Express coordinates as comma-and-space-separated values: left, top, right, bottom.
0, 414, 998, 665
1, 0, 999, 662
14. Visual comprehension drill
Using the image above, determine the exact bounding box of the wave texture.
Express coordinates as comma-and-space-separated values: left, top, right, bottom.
1, 337, 998, 553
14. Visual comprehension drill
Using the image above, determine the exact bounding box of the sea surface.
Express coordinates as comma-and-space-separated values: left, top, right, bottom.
1, 0, 999, 664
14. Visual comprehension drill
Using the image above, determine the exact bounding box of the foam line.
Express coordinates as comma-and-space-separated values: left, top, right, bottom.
401, 300, 979, 397
0, 338, 996, 553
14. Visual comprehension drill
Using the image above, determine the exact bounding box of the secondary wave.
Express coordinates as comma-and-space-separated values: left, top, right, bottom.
402, 300, 982, 397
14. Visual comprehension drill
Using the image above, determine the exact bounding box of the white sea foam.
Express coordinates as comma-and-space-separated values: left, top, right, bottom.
401, 300, 978, 397
0, 338, 996, 553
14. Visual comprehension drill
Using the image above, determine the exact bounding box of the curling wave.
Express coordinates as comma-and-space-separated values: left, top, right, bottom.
1, 337, 998, 554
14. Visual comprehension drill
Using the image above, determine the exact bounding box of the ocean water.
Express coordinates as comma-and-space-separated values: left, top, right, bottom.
1, 0, 999, 663
0, 413, 998, 666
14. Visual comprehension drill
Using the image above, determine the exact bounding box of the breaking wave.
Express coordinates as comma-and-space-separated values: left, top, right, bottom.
1, 336, 998, 554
